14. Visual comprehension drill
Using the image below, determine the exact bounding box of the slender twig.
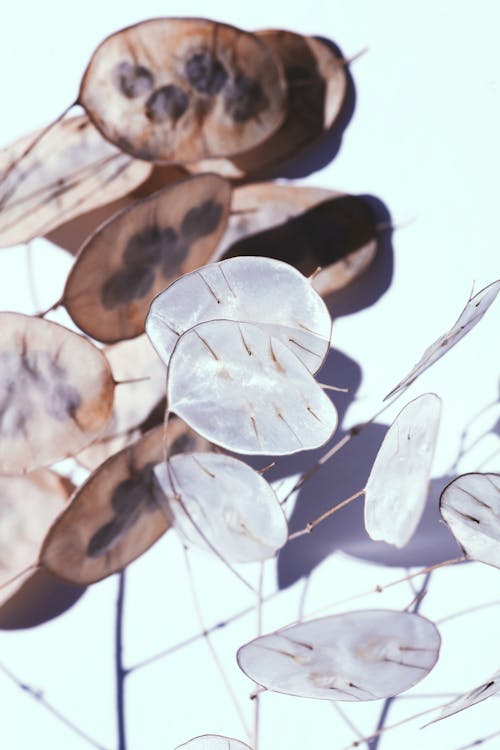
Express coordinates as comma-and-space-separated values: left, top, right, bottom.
287, 489, 365, 540
0, 661, 109, 750
437, 598, 500, 625
340, 705, 438, 750
451, 728, 500, 750
181, 543, 252, 742
254, 563, 264, 750
115, 571, 127, 750
331, 702, 365, 742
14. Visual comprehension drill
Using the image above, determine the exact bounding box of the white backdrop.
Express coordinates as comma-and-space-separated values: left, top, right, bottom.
0, 2, 499, 749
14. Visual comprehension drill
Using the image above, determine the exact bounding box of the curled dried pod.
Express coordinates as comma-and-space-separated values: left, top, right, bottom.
0, 470, 84, 628
221, 185, 378, 297
79, 18, 287, 163
62, 173, 231, 342
0, 115, 152, 248
188, 29, 347, 179
0, 313, 114, 474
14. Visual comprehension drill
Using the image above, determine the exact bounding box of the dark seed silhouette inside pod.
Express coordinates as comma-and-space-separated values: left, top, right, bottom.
185, 51, 228, 95
224, 73, 267, 123
145, 85, 189, 122
0, 351, 82, 437
114, 62, 154, 98
123, 226, 179, 267
180, 200, 223, 239
101, 266, 156, 309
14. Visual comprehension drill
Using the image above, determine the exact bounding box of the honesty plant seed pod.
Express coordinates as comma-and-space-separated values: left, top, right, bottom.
425, 667, 500, 726
440, 473, 500, 568
187, 29, 346, 179
237, 609, 441, 701
167, 320, 337, 455
147, 256, 332, 373
0, 313, 115, 474
386, 279, 500, 400
0, 115, 152, 247
364, 393, 442, 548
155, 453, 288, 562
63, 173, 231, 342
221, 186, 378, 296
176, 737, 253, 750
79, 18, 287, 163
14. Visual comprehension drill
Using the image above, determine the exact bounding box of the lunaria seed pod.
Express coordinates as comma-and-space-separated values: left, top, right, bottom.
79, 18, 287, 163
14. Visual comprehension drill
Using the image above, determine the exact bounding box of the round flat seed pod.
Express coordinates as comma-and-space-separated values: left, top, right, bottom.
440, 473, 500, 568
63, 173, 231, 342
176, 736, 252, 750
425, 668, 500, 726
0, 313, 114, 474
0, 115, 152, 248
167, 320, 337, 455
187, 29, 346, 179
237, 609, 441, 701
147, 256, 332, 373
41, 427, 166, 584
222, 186, 378, 296
79, 18, 286, 163
0, 470, 72, 607
364, 393, 441, 548
155, 453, 288, 562
386, 279, 500, 400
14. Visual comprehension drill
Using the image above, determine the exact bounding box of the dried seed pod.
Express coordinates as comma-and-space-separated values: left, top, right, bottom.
41, 427, 164, 584
0, 115, 152, 248
221, 184, 378, 296
62, 173, 231, 342
155, 453, 288, 562
425, 667, 500, 725
0, 470, 73, 608
385, 279, 500, 400
0, 313, 114, 474
167, 320, 337, 455
79, 18, 287, 163
440, 473, 500, 568
237, 610, 441, 701
146, 256, 332, 373
76, 335, 166, 470
364, 393, 442, 548
187, 29, 346, 179
176, 737, 253, 750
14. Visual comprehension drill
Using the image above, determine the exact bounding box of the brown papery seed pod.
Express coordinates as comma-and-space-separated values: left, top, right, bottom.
187, 29, 347, 179
0, 115, 152, 248
79, 18, 287, 163
62, 173, 231, 343
0, 313, 114, 474
221, 183, 377, 296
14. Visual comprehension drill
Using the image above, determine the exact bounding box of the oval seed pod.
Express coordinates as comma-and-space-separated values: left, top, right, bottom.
237, 609, 441, 701
146, 256, 332, 373
187, 29, 346, 179
167, 320, 338, 456
63, 173, 231, 342
364, 393, 442, 548
385, 279, 500, 400
79, 18, 287, 163
0, 313, 114, 474
0, 470, 73, 608
221, 186, 378, 297
155, 453, 288, 562
0, 115, 152, 248
176, 736, 253, 750
424, 667, 500, 726
76, 335, 166, 471
439, 473, 500, 568
41, 420, 210, 584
